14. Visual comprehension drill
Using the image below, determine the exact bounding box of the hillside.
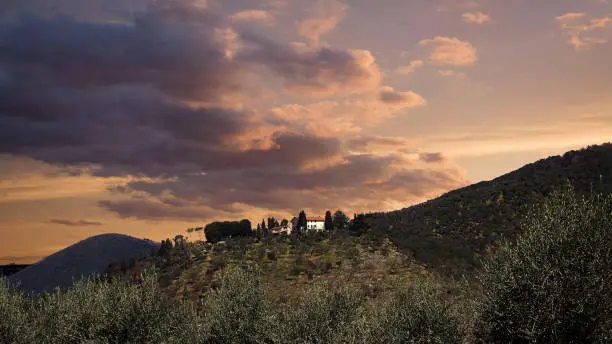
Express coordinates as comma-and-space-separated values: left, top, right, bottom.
0, 264, 30, 277
106, 232, 431, 308
10, 234, 159, 295
362, 143, 612, 271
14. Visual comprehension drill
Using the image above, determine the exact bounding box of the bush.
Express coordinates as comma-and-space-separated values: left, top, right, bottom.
474, 186, 612, 343
1, 272, 199, 344
357, 279, 463, 344
200, 265, 270, 343
0, 279, 36, 343
269, 284, 365, 343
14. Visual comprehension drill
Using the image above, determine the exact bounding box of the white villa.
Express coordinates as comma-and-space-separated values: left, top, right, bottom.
290, 215, 325, 232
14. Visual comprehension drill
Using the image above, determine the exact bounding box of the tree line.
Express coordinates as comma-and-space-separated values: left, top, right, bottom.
171, 209, 362, 245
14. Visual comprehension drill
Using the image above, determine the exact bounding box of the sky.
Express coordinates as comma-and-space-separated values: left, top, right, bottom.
1, 0, 611, 264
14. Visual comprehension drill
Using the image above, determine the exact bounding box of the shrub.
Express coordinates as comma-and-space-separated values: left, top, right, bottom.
0, 279, 36, 343
1, 272, 200, 344
474, 186, 612, 343
200, 265, 269, 343
357, 279, 463, 344
270, 284, 365, 343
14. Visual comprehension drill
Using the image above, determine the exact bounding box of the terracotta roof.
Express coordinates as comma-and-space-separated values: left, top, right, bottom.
306, 216, 325, 221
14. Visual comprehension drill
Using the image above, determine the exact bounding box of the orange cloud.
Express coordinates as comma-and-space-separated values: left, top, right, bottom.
395, 60, 424, 75
438, 69, 466, 78
297, 0, 348, 43
272, 86, 425, 135
556, 12, 586, 23
419, 36, 478, 66
379, 86, 427, 108
461, 11, 491, 24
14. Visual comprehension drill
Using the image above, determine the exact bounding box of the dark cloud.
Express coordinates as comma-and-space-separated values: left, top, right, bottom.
101, 153, 466, 218
0, 1, 463, 222
0, 4, 243, 103
347, 136, 411, 152
0, 82, 260, 176
419, 152, 447, 163
0, 0, 153, 21
47, 219, 104, 226
237, 36, 381, 96
98, 199, 216, 221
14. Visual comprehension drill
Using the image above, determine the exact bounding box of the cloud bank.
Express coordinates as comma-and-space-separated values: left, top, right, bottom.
0, 0, 465, 222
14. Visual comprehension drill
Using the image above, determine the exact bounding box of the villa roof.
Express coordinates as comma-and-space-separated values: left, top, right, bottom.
306, 216, 325, 221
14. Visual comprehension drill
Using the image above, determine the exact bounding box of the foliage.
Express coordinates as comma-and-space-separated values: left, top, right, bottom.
205, 219, 252, 243
297, 210, 307, 234
357, 279, 463, 344
1, 271, 199, 344
474, 186, 612, 343
267, 217, 280, 230
157, 239, 173, 257
200, 265, 269, 343
333, 210, 350, 230
325, 210, 333, 231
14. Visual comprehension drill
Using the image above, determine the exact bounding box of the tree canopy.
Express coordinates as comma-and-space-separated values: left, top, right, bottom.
297, 211, 307, 234
332, 210, 349, 230
324, 211, 333, 231
205, 220, 252, 243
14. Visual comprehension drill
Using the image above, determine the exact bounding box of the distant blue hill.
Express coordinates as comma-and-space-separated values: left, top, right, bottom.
9, 233, 159, 295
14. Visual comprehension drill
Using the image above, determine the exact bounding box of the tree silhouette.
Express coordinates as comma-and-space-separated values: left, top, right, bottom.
324, 210, 333, 231
297, 210, 307, 234
333, 210, 349, 230
267, 217, 279, 230
173, 235, 186, 249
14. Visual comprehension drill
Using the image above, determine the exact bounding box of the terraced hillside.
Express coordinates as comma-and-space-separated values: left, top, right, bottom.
107, 233, 426, 307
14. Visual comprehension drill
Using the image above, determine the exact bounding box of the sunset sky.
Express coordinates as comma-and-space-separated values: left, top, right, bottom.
1, 0, 611, 264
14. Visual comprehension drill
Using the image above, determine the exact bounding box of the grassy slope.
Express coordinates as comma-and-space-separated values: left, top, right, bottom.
108, 233, 429, 308
363, 143, 612, 271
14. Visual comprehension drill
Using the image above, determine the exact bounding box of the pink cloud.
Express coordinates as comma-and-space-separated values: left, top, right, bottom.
395, 60, 424, 75
556, 12, 612, 50
379, 86, 427, 108
231, 10, 275, 25
461, 11, 491, 24
419, 36, 478, 66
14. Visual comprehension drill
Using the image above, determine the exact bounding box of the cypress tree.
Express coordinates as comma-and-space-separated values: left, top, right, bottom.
324, 210, 333, 231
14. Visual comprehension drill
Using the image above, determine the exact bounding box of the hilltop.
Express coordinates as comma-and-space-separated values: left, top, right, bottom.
10, 233, 159, 294
362, 143, 612, 271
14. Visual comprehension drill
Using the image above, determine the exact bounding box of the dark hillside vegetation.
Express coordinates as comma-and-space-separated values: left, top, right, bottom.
0, 265, 30, 277
362, 143, 612, 271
